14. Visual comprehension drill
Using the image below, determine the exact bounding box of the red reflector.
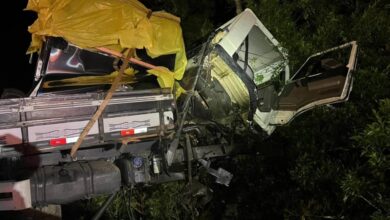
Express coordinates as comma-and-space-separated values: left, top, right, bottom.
120, 129, 135, 136
50, 138, 67, 146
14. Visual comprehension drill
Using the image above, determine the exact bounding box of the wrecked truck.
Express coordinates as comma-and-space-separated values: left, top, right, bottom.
0, 0, 357, 211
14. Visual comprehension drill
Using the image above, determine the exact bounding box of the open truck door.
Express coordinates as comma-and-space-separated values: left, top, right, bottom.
270, 41, 358, 125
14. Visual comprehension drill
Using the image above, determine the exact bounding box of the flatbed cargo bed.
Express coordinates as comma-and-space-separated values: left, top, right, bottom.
0, 89, 174, 157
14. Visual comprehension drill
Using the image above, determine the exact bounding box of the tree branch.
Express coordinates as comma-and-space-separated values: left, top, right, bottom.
234, 0, 243, 14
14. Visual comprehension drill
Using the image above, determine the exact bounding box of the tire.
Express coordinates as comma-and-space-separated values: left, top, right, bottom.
1, 88, 26, 99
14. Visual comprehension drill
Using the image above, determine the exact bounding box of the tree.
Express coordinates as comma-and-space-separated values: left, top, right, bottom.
234, 0, 243, 14
342, 99, 390, 219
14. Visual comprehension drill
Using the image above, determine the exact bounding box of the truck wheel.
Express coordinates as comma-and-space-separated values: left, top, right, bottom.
1, 88, 25, 99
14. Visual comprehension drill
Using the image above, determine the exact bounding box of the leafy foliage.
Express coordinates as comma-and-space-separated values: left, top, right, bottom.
342, 99, 390, 217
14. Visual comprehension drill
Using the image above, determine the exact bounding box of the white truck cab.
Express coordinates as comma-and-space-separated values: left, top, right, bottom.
186, 9, 357, 135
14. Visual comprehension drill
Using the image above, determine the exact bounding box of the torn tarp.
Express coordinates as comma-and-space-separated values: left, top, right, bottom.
26, 0, 187, 89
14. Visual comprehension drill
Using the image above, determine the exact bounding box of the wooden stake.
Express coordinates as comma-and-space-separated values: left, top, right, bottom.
70, 50, 133, 158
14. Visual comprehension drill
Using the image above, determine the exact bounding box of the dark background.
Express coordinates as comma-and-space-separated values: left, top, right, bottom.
1, 0, 36, 94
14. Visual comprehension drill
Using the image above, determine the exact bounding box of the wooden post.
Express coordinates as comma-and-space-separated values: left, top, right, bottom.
234, 0, 243, 14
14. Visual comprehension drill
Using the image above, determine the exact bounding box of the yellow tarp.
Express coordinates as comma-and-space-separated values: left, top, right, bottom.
26, 0, 187, 88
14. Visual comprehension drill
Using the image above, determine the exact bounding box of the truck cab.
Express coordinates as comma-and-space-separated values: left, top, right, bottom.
186, 9, 357, 135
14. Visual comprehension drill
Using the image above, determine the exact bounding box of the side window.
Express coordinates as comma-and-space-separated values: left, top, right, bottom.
291, 57, 321, 80
291, 45, 352, 81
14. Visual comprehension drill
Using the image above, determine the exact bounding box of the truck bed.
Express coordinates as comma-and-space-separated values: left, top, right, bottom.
0, 89, 174, 158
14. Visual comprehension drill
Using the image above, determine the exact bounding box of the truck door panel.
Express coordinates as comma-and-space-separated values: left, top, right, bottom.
272, 41, 358, 124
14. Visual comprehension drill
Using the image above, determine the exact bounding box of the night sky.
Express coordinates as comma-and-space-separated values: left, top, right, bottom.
2, 0, 36, 94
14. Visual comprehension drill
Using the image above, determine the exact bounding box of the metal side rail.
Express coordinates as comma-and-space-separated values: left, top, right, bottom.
0, 88, 174, 157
